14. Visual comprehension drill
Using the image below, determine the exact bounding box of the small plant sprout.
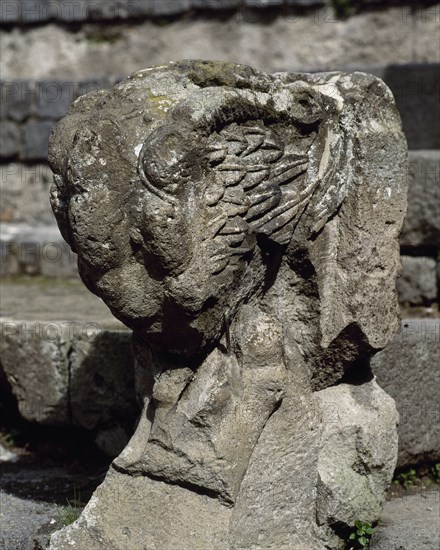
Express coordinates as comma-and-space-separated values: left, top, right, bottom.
56, 486, 83, 527
348, 520, 375, 548
431, 463, 440, 482
394, 468, 417, 489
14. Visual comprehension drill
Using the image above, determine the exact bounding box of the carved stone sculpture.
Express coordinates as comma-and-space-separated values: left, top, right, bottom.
48, 61, 408, 549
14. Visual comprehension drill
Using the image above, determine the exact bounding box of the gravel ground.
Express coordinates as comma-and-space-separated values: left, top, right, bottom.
1, 467, 438, 550
0, 491, 64, 550
0, 442, 107, 550
369, 489, 440, 550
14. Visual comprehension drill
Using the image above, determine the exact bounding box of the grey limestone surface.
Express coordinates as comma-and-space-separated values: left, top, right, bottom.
400, 150, 440, 251
372, 318, 440, 468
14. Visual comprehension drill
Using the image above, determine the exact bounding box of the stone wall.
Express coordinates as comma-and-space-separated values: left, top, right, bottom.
1, 0, 439, 306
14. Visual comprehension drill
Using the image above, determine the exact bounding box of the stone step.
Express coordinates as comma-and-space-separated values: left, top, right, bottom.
0, 222, 78, 278
0, 0, 329, 25
372, 318, 440, 469
1, 64, 438, 162
1, 301, 438, 466
0, 278, 135, 457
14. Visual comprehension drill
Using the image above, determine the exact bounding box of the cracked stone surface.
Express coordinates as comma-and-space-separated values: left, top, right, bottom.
47, 60, 407, 549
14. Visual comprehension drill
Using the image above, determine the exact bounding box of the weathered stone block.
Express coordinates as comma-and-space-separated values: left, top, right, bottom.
400, 150, 440, 250
397, 256, 438, 306
0, 223, 79, 277
0, 164, 54, 225
0, 320, 137, 455
380, 64, 440, 150
56, 0, 88, 22
22, 121, 53, 161
3, 80, 35, 122
0, 121, 19, 158
372, 319, 440, 468
19, 0, 53, 23
47, 60, 407, 549
36, 81, 74, 120
0, 0, 19, 23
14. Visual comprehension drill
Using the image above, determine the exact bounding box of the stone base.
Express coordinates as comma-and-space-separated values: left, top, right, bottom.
49, 380, 398, 550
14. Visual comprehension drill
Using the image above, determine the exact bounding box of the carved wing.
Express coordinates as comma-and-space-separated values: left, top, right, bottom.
205, 121, 311, 274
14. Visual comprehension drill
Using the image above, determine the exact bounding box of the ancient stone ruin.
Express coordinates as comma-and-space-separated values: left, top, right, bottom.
47, 60, 408, 549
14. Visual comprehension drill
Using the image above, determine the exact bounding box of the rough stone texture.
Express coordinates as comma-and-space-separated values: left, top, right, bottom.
315, 382, 398, 529
1, 9, 438, 81
369, 490, 440, 550
0, 321, 138, 456
0, 491, 62, 550
372, 319, 440, 468
397, 256, 438, 305
400, 150, 440, 251
45, 60, 406, 549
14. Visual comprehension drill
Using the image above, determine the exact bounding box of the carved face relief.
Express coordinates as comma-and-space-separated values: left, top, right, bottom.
49, 64, 350, 356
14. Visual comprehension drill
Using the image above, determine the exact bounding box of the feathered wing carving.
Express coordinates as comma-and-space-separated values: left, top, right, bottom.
206, 121, 310, 275
136, 84, 348, 338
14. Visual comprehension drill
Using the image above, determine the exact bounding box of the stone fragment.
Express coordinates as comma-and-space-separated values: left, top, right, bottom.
47, 60, 407, 549
0, 121, 19, 159
315, 381, 398, 528
22, 121, 54, 161
397, 255, 437, 305
372, 319, 440, 468
400, 150, 440, 250
0, 320, 69, 425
